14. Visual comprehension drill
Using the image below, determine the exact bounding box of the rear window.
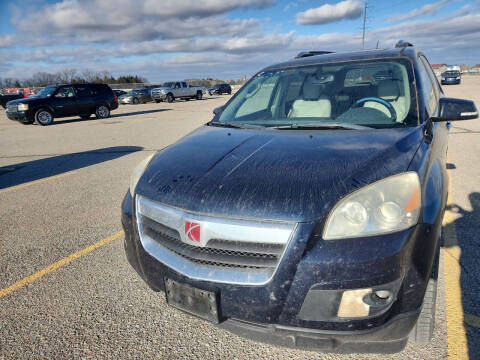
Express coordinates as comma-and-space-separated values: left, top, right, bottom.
90, 84, 111, 95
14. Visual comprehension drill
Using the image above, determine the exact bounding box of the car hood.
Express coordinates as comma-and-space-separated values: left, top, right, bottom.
152, 87, 169, 91
136, 125, 424, 222
7, 96, 43, 105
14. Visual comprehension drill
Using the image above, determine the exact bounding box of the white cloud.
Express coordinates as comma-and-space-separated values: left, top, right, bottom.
296, 0, 363, 25
388, 0, 449, 22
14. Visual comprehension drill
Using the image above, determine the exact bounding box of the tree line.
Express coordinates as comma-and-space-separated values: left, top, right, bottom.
0, 69, 148, 88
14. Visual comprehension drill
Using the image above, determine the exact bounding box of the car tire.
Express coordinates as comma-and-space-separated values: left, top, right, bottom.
133, 98, 139, 105
35, 109, 54, 126
228, 90, 232, 95
196, 91, 203, 100
167, 93, 174, 103
95, 105, 110, 119
80, 114, 91, 119
185, 98, 190, 101
409, 247, 439, 345
155, 99, 161, 103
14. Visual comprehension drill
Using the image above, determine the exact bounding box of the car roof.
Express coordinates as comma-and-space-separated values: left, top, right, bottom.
264, 47, 417, 71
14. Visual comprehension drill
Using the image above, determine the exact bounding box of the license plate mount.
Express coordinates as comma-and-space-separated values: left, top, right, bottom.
164, 278, 220, 324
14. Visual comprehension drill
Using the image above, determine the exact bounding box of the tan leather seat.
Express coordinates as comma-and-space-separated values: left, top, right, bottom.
288, 75, 332, 118
364, 80, 407, 122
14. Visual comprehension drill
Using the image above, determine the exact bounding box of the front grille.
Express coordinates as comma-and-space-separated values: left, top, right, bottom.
6, 104, 17, 112
136, 195, 295, 285
142, 217, 283, 270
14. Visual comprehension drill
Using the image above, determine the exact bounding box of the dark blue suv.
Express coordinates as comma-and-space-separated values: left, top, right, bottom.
121, 41, 478, 353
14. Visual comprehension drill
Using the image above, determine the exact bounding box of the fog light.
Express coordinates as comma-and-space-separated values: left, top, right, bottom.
337, 288, 372, 318
375, 290, 391, 300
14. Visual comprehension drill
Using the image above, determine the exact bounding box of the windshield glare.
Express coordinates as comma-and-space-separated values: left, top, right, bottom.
36, 86, 57, 98
218, 59, 419, 128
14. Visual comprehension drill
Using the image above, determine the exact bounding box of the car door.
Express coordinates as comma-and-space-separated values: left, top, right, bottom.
181, 82, 190, 97
74, 84, 94, 114
52, 86, 78, 116
417, 54, 449, 206
174, 82, 183, 97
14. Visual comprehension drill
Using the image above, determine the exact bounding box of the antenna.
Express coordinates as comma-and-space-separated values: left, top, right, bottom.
362, 1, 367, 49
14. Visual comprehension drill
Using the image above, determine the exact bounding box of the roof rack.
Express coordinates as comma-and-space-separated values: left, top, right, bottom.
395, 40, 414, 48
294, 51, 335, 59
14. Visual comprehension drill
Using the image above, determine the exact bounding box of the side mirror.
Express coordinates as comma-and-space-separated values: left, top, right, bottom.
432, 97, 478, 122
213, 106, 224, 116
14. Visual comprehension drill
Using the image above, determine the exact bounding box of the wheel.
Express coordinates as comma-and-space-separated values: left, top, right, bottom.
196, 91, 203, 100
185, 98, 190, 101
95, 105, 110, 119
132, 97, 139, 105
409, 247, 439, 344
228, 90, 232, 95
35, 109, 53, 126
209, 91, 213, 96
155, 99, 161, 103
80, 114, 91, 119
167, 93, 174, 103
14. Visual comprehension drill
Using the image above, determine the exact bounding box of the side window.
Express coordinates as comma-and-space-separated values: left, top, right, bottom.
174, 83, 181, 89
417, 58, 436, 116
181, 82, 188, 88
55, 86, 75, 98
75, 85, 91, 97
420, 55, 441, 99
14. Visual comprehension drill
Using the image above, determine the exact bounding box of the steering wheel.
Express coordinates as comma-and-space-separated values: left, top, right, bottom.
351, 97, 397, 122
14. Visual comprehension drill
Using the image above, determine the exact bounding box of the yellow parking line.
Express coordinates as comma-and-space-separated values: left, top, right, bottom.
443, 171, 469, 359
0, 171, 77, 195
0, 231, 124, 300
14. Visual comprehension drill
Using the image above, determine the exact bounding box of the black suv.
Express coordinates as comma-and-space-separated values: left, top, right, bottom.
6, 83, 118, 125
122, 42, 478, 353
208, 83, 232, 95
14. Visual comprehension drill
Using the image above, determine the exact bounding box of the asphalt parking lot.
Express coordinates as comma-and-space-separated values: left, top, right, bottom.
0, 80, 479, 359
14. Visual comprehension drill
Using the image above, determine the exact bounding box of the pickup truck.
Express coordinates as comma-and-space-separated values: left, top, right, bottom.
150, 82, 205, 103
1, 92, 25, 108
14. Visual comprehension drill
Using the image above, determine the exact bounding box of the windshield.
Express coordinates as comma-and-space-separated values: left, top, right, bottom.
217, 58, 419, 128
35, 86, 57, 98
162, 82, 175, 88
444, 71, 460, 76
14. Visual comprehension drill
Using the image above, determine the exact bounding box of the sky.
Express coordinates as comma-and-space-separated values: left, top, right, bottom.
0, 0, 480, 82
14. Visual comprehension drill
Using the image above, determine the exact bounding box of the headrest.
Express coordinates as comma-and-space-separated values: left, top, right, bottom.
378, 80, 400, 99
302, 75, 324, 100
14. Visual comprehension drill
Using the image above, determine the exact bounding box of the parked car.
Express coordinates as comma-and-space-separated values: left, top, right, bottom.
150, 82, 205, 103
6, 83, 118, 125
118, 88, 151, 104
121, 41, 478, 353
0, 91, 25, 108
441, 70, 461, 85
113, 89, 128, 97
208, 83, 232, 95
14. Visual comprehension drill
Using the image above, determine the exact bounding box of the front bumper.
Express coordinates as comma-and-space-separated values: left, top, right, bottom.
119, 97, 133, 104
121, 191, 440, 352
220, 309, 419, 353
441, 78, 460, 85
151, 94, 167, 101
6, 110, 32, 123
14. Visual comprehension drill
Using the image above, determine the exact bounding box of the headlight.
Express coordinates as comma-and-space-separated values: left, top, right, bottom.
456, 76, 461, 80
441, 77, 445, 81
129, 153, 155, 196
17, 103, 29, 111
160, 89, 166, 94
323, 172, 421, 240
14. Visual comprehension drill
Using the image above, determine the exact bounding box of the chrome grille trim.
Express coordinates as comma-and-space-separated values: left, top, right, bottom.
136, 195, 296, 285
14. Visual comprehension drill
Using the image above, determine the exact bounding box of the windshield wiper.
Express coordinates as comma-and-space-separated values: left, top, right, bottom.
271, 122, 371, 130
208, 121, 264, 129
